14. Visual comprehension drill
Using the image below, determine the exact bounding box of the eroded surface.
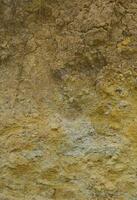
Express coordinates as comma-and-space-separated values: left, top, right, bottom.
1, 0, 137, 199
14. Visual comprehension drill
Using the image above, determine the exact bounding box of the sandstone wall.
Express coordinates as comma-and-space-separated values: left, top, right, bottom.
1, 0, 137, 199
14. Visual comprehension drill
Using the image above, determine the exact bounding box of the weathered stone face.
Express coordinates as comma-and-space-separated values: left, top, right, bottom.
1, 0, 137, 199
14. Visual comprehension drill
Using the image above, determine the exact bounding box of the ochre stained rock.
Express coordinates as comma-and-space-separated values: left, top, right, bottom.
1, 0, 137, 200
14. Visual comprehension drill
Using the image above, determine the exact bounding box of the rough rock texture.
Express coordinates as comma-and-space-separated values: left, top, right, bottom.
1, 0, 137, 199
